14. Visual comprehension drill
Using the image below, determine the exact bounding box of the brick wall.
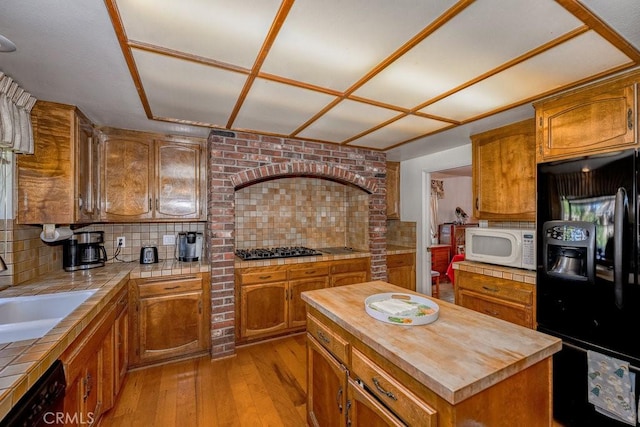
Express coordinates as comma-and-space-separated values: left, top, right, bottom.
207, 130, 387, 358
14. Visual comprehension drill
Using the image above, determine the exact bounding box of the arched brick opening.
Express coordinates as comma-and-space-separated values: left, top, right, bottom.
207, 130, 387, 358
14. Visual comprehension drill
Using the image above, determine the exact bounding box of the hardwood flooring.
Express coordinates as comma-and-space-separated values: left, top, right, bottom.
100, 334, 308, 426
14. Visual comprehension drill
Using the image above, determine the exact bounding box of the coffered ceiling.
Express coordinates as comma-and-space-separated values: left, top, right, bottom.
1, 1, 640, 160
105, 0, 639, 151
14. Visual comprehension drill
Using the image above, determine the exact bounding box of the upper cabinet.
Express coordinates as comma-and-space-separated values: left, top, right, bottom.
100, 128, 206, 222
17, 101, 99, 224
386, 161, 400, 220
472, 119, 536, 221
534, 70, 639, 162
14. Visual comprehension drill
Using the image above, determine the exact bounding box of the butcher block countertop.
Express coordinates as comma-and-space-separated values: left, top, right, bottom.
301, 280, 562, 404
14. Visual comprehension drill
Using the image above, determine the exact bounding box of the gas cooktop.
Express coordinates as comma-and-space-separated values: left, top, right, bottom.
235, 246, 323, 261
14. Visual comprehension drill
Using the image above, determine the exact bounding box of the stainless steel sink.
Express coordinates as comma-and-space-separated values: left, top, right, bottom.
0, 289, 97, 343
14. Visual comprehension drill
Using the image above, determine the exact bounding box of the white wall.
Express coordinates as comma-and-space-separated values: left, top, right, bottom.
399, 144, 472, 295
436, 176, 473, 225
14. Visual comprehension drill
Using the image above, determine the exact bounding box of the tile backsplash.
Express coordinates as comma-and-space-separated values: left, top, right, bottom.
235, 177, 369, 250
0, 220, 206, 287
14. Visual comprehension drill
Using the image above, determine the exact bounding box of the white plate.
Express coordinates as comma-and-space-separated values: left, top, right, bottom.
365, 293, 439, 325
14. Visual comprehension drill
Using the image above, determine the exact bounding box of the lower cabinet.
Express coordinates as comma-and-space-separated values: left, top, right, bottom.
129, 273, 210, 367
386, 252, 416, 291
236, 258, 370, 343
306, 311, 437, 427
455, 270, 535, 328
61, 285, 128, 427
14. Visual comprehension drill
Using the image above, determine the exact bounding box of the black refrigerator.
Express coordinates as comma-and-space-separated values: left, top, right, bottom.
537, 148, 640, 426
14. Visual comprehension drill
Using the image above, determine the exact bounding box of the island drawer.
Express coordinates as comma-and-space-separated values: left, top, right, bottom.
351, 348, 437, 426
456, 270, 533, 305
307, 313, 349, 364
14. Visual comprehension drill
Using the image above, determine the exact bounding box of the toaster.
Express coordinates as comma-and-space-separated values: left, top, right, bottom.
140, 246, 159, 264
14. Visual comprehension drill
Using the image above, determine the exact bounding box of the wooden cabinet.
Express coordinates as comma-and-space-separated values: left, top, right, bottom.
129, 273, 210, 367
306, 311, 437, 427
17, 101, 99, 224
455, 269, 535, 328
386, 252, 415, 291
386, 161, 400, 219
100, 128, 206, 222
236, 258, 370, 343
61, 285, 128, 426
534, 70, 639, 162
429, 245, 450, 276
471, 119, 536, 220
329, 258, 370, 287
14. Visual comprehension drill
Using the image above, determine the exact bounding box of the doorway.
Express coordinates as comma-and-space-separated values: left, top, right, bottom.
424, 165, 472, 303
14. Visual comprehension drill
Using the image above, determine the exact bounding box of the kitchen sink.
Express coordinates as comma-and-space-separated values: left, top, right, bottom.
0, 289, 98, 343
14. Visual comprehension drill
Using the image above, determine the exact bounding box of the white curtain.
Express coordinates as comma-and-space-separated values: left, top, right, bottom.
430, 180, 444, 242
0, 71, 36, 154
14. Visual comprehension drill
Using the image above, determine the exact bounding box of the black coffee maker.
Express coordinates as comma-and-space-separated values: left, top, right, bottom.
63, 231, 108, 271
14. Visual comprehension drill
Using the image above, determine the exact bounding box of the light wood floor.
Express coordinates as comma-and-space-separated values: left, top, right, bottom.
100, 334, 308, 426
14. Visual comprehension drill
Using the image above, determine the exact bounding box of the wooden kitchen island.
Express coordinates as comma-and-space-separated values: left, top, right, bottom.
301, 281, 561, 426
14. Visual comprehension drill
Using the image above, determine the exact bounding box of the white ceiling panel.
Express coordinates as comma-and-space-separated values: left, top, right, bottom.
420, 31, 632, 121
133, 49, 247, 125
348, 115, 451, 150
581, 0, 640, 50
118, 0, 281, 68
298, 100, 399, 143
234, 78, 337, 135
261, 0, 459, 91
354, 0, 584, 108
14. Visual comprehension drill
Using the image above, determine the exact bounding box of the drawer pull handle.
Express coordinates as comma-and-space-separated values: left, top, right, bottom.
305, 270, 316, 275
164, 285, 181, 290
317, 330, 331, 345
372, 377, 397, 401
484, 309, 500, 316
482, 286, 499, 293
336, 386, 343, 413
258, 275, 272, 280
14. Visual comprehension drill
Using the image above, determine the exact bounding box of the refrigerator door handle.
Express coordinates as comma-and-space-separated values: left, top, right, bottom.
614, 187, 627, 309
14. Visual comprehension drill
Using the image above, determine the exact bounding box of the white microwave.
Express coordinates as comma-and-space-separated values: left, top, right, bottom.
465, 228, 536, 270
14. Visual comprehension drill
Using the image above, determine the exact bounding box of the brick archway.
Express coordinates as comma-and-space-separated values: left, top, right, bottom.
230, 161, 378, 194
207, 130, 387, 358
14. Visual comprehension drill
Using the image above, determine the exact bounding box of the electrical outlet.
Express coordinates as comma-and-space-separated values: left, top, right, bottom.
163, 234, 176, 245
117, 237, 125, 248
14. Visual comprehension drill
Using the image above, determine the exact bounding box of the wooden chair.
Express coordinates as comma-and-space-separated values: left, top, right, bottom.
431, 271, 440, 298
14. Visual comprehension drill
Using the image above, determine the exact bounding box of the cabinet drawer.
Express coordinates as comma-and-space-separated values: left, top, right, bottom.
387, 253, 414, 268
331, 258, 369, 274
138, 276, 202, 298
288, 265, 330, 280
237, 270, 287, 285
458, 290, 533, 328
456, 271, 533, 305
351, 348, 437, 426
307, 314, 349, 364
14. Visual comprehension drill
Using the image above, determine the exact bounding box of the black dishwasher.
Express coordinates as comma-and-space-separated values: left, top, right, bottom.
0, 360, 66, 427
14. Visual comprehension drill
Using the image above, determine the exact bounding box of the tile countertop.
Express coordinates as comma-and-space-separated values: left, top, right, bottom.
452, 260, 536, 284
302, 281, 561, 405
386, 245, 416, 255
0, 260, 209, 420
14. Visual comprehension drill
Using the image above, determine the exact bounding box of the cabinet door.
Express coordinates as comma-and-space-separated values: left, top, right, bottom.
114, 303, 128, 397
386, 161, 400, 220
155, 140, 203, 219
138, 291, 205, 363
307, 335, 348, 427
537, 82, 636, 161
387, 253, 415, 291
240, 282, 288, 339
346, 378, 405, 427
289, 277, 329, 328
472, 119, 536, 220
101, 137, 153, 221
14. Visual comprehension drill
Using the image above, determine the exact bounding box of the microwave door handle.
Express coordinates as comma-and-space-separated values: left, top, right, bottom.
613, 187, 627, 309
